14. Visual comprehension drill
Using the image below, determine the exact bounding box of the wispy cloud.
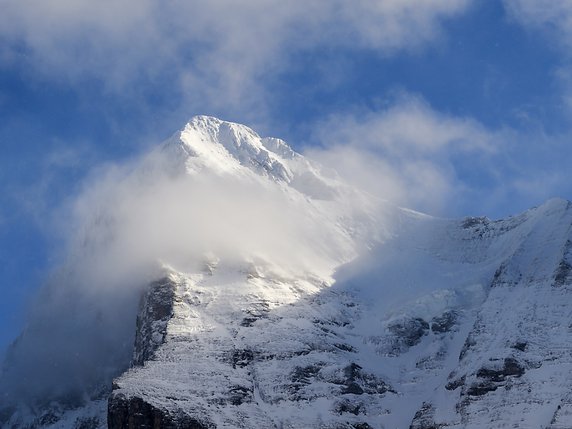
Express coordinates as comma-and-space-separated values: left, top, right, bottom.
1, 139, 97, 237
0, 136, 360, 403
503, 0, 572, 47
305, 93, 572, 217
503, 1, 572, 114
305, 94, 508, 215
313, 95, 496, 153
0, 0, 471, 117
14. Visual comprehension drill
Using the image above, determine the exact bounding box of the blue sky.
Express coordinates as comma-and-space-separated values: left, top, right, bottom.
1, 0, 572, 352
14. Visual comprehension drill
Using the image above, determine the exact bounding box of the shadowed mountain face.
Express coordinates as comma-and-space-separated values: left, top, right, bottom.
2, 117, 572, 428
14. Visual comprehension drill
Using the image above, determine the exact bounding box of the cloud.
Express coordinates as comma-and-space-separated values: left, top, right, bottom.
1, 140, 98, 239
502, 1, 572, 114
306, 92, 572, 218
305, 95, 506, 215
0, 135, 359, 404
503, 1, 572, 48
315, 95, 495, 153
62, 157, 350, 286
0, 0, 471, 116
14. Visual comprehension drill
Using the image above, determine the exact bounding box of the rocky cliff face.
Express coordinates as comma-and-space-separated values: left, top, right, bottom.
132, 278, 176, 367
2, 117, 572, 428
108, 394, 211, 429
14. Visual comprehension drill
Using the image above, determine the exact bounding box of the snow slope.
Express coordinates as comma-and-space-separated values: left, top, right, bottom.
2, 116, 572, 428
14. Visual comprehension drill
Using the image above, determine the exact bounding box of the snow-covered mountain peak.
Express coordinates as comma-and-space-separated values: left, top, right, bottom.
184, 115, 296, 161
157, 115, 347, 203
4, 116, 572, 429
166, 115, 294, 183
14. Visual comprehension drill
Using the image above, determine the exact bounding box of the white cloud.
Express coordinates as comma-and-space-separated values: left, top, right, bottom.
0, 0, 471, 116
61, 158, 349, 287
305, 95, 505, 215
307, 93, 572, 217
314, 95, 495, 153
0, 138, 364, 403
498, 2, 572, 211
503, 1, 572, 47
503, 1, 572, 113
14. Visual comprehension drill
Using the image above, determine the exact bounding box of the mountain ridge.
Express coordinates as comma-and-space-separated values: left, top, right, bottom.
1, 117, 571, 428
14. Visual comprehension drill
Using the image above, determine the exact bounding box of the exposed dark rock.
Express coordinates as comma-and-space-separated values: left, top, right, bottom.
550, 404, 562, 426
334, 399, 364, 415
342, 382, 364, 395
351, 424, 373, 429
416, 347, 447, 370
240, 301, 270, 327
476, 358, 525, 382
554, 259, 572, 287
410, 402, 442, 429
334, 343, 356, 353
107, 393, 128, 429
344, 363, 362, 380
466, 358, 525, 397
490, 261, 519, 288
289, 361, 393, 401
313, 317, 350, 328
459, 333, 477, 361
291, 364, 322, 387
430, 311, 457, 334
466, 381, 498, 397
547, 401, 572, 427
133, 278, 177, 366
108, 393, 213, 429
239, 317, 258, 327
387, 317, 430, 352
490, 264, 505, 288
38, 411, 60, 426
490, 260, 522, 288
288, 364, 324, 399
231, 349, 255, 368
337, 364, 365, 396
461, 216, 489, 229
228, 385, 253, 406
445, 375, 466, 391
460, 216, 492, 240
336, 363, 394, 396
511, 341, 527, 352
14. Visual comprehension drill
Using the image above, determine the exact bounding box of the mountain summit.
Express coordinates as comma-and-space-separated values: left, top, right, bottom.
2, 118, 572, 428
169, 115, 298, 181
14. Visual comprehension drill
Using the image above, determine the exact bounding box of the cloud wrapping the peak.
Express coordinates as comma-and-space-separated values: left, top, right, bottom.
0, 133, 368, 405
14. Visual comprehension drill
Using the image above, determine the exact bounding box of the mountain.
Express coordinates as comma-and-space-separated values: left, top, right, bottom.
1, 116, 572, 428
